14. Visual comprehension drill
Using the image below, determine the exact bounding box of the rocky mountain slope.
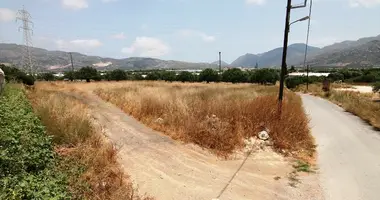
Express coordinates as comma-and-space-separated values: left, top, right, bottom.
0, 43, 217, 71
230, 43, 321, 67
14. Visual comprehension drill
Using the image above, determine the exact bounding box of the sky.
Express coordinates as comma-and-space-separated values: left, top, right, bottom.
0, 0, 380, 63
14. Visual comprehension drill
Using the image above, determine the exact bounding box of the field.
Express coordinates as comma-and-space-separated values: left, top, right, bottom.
297, 83, 380, 130
0, 84, 151, 199
91, 81, 315, 158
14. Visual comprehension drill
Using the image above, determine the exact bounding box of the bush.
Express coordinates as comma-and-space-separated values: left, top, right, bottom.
328, 72, 344, 81
38, 73, 55, 81
221, 68, 248, 83
285, 76, 306, 89
373, 82, 380, 93
250, 69, 279, 85
161, 71, 176, 82
145, 71, 161, 81
109, 69, 127, 81
77, 66, 98, 82
0, 85, 70, 199
177, 71, 195, 82
199, 68, 219, 83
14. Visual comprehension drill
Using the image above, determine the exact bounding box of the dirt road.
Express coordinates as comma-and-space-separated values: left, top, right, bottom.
301, 94, 380, 200
75, 90, 322, 200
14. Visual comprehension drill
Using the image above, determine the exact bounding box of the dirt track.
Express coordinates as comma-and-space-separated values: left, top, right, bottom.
74, 90, 322, 200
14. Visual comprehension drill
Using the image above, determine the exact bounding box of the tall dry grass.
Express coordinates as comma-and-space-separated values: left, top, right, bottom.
297, 83, 380, 130
27, 83, 153, 200
94, 81, 314, 157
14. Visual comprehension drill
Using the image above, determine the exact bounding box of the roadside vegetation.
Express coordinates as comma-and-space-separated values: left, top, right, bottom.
0, 83, 152, 199
296, 83, 380, 130
94, 81, 315, 158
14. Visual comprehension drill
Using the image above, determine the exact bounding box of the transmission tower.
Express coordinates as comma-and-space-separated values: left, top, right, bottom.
16, 6, 35, 75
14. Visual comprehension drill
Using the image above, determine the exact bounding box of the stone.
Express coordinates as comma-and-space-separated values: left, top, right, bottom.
258, 130, 270, 140
154, 117, 164, 124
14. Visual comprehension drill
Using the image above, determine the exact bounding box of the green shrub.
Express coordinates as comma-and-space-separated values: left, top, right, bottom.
199, 68, 219, 83
0, 85, 70, 199
249, 69, 279, 85
177, 71, 195, 82
373, 82, 380, 93
221, 68, 248, 83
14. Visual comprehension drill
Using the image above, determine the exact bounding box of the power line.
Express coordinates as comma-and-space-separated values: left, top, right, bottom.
16, 6, 35, 76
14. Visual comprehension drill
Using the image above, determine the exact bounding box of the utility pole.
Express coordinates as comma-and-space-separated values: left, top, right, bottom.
304, 0, 313, 91
219, 52, 222, 73
69, 52, 74, 81
16, 6, 35, 76
278, 0, 292, 104
278, 0, 308, 108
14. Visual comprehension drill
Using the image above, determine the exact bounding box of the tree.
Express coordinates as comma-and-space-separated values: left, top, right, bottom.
109, 69, 127, 81
328, 72, 344, 81
77, 66, 98, 82
373, 82, 380, 93
64, 71, 76, 81
177, 71, 195, 82
249, 69, 279, 85
289, 65, 296, 73
146, 71, 161, 80
38, 72, 55, 81
221, 68, 248, 83
0, 65, 34, 85
161, 71, 176, 82
199, 68, 219, 83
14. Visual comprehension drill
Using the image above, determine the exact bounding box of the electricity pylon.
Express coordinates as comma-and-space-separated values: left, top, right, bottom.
16, 6, 35, 76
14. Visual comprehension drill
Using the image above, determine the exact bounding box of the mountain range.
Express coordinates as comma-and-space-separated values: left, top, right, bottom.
0, 43, 217, 71
0, 34, 379, 71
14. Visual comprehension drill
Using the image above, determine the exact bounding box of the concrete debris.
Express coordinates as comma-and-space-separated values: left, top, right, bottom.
258, 130, 270, 141
154, 117, 164, 124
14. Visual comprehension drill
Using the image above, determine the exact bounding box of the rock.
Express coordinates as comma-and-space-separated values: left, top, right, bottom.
258, 130, 270, 140
154, 117, 164, 124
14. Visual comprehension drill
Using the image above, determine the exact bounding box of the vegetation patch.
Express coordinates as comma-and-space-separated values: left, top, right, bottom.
0, 85, 69, 199
28, 83, 153, 200
94, 81, 314, 158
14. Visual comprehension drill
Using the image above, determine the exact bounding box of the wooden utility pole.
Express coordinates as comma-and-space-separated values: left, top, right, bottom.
278, 0, 292, 104
219, 52, 222, 72
69, 52, 74, 81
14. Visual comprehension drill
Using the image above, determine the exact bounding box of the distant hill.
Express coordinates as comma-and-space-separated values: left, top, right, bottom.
309, 40, 380, 67
211, 60, 229, 67
321, 34, 380, 54
230, 43, 321, 68
0, 43, 218, 71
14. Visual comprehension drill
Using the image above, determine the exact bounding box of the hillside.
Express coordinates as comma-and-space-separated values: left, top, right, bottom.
230, 43, 321, 67
0, 43, 218, 71
321, 34, 380, 53
309, 40, 380, 66
211, 60, 229, 67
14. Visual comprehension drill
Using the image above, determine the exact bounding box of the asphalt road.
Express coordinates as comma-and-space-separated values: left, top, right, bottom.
301, 94, 380, 200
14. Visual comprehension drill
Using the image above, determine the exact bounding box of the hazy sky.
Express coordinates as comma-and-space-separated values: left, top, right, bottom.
0, 0, 380, 63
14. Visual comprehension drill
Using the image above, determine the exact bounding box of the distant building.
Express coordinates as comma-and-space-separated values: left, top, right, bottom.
289, 72, 330, 77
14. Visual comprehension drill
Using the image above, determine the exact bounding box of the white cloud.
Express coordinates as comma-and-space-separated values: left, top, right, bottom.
178, 29, 216, 42
56, 39, 102, 51
246, 0, 266, 5
121, 37, 170, 57
111, 32, 126, 40
62, 0, 88, 10
0, 8, 16, 22
349, 0, 380, 7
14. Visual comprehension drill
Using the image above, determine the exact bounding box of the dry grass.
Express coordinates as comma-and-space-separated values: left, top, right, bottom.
27, 83, 153, 200
92, 81, 314, 158
297, 83, 380, 130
